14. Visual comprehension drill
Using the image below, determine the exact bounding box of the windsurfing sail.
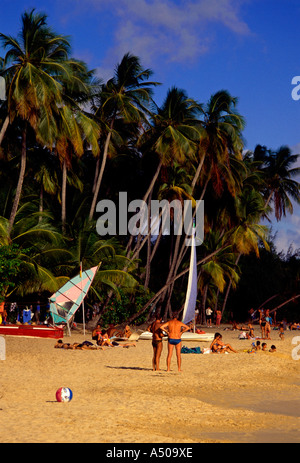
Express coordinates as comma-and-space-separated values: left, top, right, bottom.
50, 266, 98, 326
182, 231, 198, 325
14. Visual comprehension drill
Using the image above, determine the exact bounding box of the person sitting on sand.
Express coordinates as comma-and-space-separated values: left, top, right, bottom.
92, 324, 102, 344
159, 312, 190, 372
210, 333, 238, 354
269, 345, 276, 352
262, 342, 267, 351
255, 340, 261, 351
147, 312, 164, 371
97, 331, 136, 348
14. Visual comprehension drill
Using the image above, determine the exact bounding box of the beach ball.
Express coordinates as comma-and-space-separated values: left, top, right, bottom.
56, 387, 73, 403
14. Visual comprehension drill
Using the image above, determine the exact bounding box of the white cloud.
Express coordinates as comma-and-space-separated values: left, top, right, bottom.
70, 0, 251, 72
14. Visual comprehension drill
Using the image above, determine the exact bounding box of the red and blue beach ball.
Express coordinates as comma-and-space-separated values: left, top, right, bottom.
56, 387, 73, 402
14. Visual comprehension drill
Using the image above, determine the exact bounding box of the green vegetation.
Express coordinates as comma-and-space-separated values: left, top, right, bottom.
0, 9, 300, 326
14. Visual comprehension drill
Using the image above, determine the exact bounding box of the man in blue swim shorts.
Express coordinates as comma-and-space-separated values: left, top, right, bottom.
160, 312, 190, 372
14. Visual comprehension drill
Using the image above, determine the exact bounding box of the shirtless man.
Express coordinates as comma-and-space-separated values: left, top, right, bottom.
160, 312, 190, 372
147, 313, 164, 371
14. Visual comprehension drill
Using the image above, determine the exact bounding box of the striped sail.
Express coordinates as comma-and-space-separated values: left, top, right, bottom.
50, 266, 98, 325
182, 232, 197, 325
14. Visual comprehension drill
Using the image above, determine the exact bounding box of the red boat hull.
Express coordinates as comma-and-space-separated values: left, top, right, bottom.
0, 324, 64, 339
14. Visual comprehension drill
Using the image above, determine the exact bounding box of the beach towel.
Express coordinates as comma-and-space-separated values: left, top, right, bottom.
181, 345, 202, 354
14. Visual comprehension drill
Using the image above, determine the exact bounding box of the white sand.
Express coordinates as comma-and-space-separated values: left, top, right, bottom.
0, 325, 299, 443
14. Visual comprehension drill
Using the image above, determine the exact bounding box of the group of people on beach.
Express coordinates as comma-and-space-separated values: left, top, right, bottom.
247, 340, 277, 353
54, 323, 137, 350
147, 312, 240, 372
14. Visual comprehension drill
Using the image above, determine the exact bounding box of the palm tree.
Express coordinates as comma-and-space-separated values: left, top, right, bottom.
89, 52, 159, 221
192, 90, 245, 197
263, 146, 300, 221
0, 9, 73, 232
220, 187, 270, 316
53, 104, 100, 233
198, 231, 240, 323
0, 209, 72, 297
127, 87, 202, 259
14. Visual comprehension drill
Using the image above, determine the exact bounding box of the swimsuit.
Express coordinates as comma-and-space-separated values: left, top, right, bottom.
168, 338, 181, 346
152, 339, 162, 348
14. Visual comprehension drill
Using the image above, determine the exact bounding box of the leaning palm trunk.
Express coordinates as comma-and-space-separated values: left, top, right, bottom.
221, 252, 241, 317
89, 119, 114, 221
127, 245, 226, 324
191, 152, 206, 192
61, 158, 67, 234
8, 127, 26, 233
0, 115, 9, 147
126, 160, 163, 257
163, 231, 182, 318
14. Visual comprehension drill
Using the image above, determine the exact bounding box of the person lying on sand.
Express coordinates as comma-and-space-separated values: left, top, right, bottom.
231, 321, 249, 331
54, 340, 73, 349
210, 333, 238, 353
55, 339, 103, 350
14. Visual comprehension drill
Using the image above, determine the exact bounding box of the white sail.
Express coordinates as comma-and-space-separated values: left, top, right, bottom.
182, 232, 198, 325
0, 77, 6, 101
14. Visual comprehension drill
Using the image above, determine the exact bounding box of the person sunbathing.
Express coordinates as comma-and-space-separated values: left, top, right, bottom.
98, 331, 136, 348
54, 340, 73, 349
55, 339, 102, 350
210, 333, 238, 353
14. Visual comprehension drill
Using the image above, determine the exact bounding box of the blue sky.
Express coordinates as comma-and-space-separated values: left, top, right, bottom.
1, 0, 300, 252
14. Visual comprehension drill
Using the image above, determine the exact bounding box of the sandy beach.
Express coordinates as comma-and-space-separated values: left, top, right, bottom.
0, 324, 299, 444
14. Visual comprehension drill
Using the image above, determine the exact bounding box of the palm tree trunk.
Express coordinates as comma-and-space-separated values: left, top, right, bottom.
265, 191, 274, 208
127, 245, 226, 324
221, 252, 241, 317
163, 232, 182, 317
0, 115, 9, 147
201, 284, 208, 325
39, 184, 44, 222
144, 190, 153, 289
92, 157, 100, 194
61, 158, 67, 234
126, 160, 162, 256
191, 152, 205, 192
8, 127, 26, 233
89, 118, 115, 221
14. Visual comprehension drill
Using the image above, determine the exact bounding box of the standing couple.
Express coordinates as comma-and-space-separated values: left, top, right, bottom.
147, 312, 190, 372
